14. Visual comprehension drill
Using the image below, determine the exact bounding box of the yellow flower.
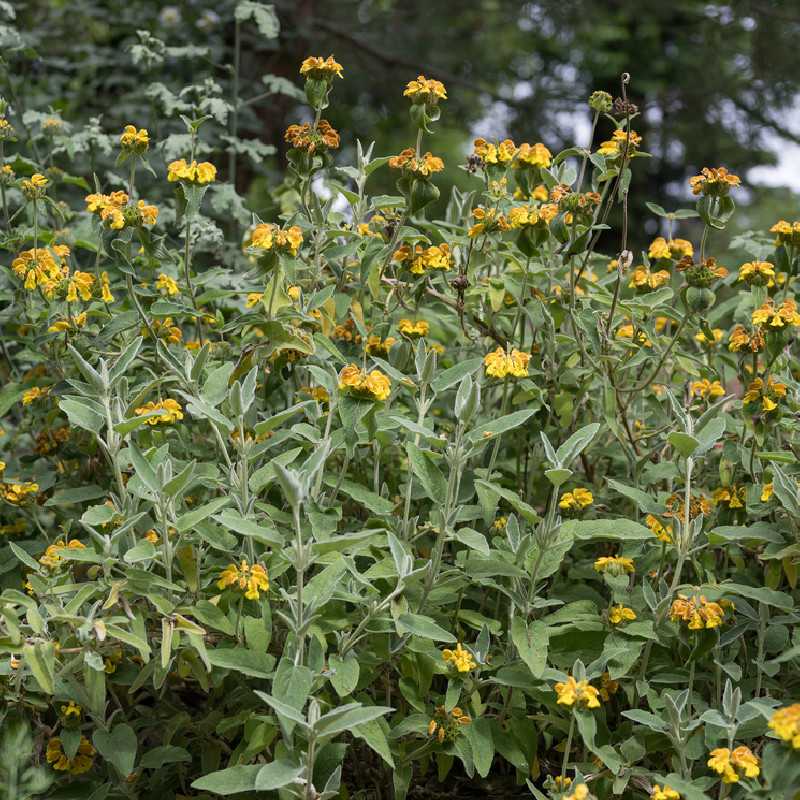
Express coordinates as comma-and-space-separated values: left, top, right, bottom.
246, 292, 264, 308
155, 273, 179, 296
728, 324, 764, 353
100, 271, 115, 303
670, 593, 728, 630
144, 529, 160, 544
648, 237, 672, 260
708, 746, 760, 783
428, 705, 470, 743
516, 142, 552, 168
338, 364, 392, 402
22, 386, 49, 405
690, 379, 724, 400
299, 55, 343, 81
608, 604, 636, 625
564, 784, 590, 800
66, 270, 95, 302
247, 223, 304, 256
593, 555, 634, 576
137, 199, 159, 226
398, 319, 429, 338
483, 346, 530, 379
752, 298, 800, 328
38, 538, 84, 570
597, 128, 642, 158
689, 166, 740, 196
442, 643, 476, 672
46, 736, 95, 774
559, 487, 593, 512
651, 785, 680, 800
134, 399, 184, 425
616, 323, 651, 347
695, 328, 723, 346
388, 149, 444, 177
645, 514, 673, 544
217, 559, 270, 600
1, 481, 39, 505
120, 124, 150, 151
49, 312, 87, 333
554, 675, 601, 709
742, 376, 786, 416
738, 260, 775, 286
770, 219, 800, 246
21, 172, 49, 198
599, 671, 619, 701
713, 484, 746, 509
285, 120, 341, 153
761, 482, 774, 502
61, 701, 82, 720
403, 74, 447, 104
629, 265, 670, 290
167, 158, 216, 184
365, 336, 396, 357
769, 703, 800, 749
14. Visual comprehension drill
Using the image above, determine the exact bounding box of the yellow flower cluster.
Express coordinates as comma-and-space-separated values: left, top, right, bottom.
217, 559, 270, 600
713, 483, 745, 509
648, 237, 693, 260
300, 55, 344, 81
728, 324, 765, 353
664, 491, 711, 520
11, 245, 70, 297
145, 317, 182, 345
508, 203, 557, 228
22, 385, 50, 405
39, 538, 86, 570
669, 593, 728, 629
46, 736, 95, 774
516, 142, 552, 168
598, 128, 642, 158
593, 555, 634, 576
690, 379, 724, 400
388, 149, 444, 177
338, 364, 392, 401
770, 219, 800, 246
738, 260, 775, 286
403, 74, 447, 104
398, 319, 429, 337
85, 191, 158, 230
365, 335, 396, 357
707, 745, 760, 784
427, 705, 470, 743
559, 487, 593, 512
134, 398, 184, 425
468, 206, 510, 237
616, 323, 651, 347
119, 124, 149, 152
645, 513, 673, 544
564, 784, 590, 800
608, 604, 636, 625
629, 265, 670, 291
247, 223, 304, 256
167, 159, 216, 184
650, 786, 680, 800
49, 312, 87, 333
769, 703, 800, 749
752, 298, 800, 328
441, 643, 476, 672
393, 242, 451, 274
61, 700, 82, 720
284, 120, 340, 153
21, 172, 49, 198
483, 346, 530, 379
689, 166, 740, 196
155, 273, 179, 296
0, 480, 39, 505
554, 675, 601, 708
742, 376, 787, 415
472, 137, 517, 165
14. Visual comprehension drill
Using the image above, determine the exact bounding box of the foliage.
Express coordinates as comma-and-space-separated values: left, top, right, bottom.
0, 5, 799, 800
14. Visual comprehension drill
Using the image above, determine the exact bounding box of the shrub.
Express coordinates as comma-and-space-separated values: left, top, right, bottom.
0, 12, 799, 800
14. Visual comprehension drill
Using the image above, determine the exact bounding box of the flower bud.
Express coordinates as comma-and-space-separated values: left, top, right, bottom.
588, 91, 612, 113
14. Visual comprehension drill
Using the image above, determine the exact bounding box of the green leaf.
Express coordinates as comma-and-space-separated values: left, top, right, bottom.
621, 709, 668, 732
606, 478, 662, 515
561, 518, 653, 541
128, 443, 160, 494
214, 510, 283, 546
207, 648, 275, 678
176, 497, 231, 533
353, 719, 395, 767
140, 746, 191, 770
324, 476, 395, 515
60, 397, 104, 433
555, 422, 600, 465
234, 1, 280, 38
466, 717, 494, 778
315, 704, 393, 738
22, 641, 55, 694
667, 431, 699, 458
396, 613, 456, 642
93, 723, 137, 777
124, 541, 156, 564
406, 442, 447, 504
431, 358, 483, 393
191, 765, 261, 795
510, 618, 549, 678
468, 409, 535, 443
254, 760, 303, 791
329, 652, 360, 697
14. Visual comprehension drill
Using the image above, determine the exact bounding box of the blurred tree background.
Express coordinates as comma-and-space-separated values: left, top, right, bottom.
3, 0, 800, 251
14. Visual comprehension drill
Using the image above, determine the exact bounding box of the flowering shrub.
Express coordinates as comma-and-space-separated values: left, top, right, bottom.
0, 11, 799, 800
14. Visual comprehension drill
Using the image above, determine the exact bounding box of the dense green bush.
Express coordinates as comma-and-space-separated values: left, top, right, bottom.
0, 5, 799, 800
